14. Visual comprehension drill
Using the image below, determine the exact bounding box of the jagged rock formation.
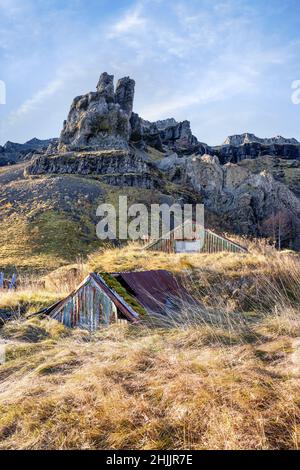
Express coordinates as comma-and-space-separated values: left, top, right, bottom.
129, 116, 199, 153
58, 73, 135, 152
26, 73, 163, 188
96, 72, 115, 102
0, 138, 58, 166
214, 139, 300, 164
115, 77, 135, 117
155, 118, 178, 130
224, 133, 299, 146
158, 120, 198, 149
130, 113, 163, 151
238, 155, 300, 198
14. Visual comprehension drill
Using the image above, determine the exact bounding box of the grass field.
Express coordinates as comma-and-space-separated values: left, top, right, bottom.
0, 244, 299, 449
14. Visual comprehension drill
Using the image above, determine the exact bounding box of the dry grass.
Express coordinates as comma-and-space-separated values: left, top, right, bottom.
0, 245, 300, 450
0, 289, 62, 316
86, 241, 271, 275
0, 318, 299, 450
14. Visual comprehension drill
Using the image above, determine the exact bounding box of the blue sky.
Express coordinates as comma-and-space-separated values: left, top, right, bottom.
0, 0, 299, 146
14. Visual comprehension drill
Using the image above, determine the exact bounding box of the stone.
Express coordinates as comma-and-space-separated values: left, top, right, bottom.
58, 73, 135, 153
0, 138, 58, 166
26, 149, 161, 190
223, 163, 250, 189
130, 112, 145, 148
115, 76, 135, 118
96, 72, 115, 103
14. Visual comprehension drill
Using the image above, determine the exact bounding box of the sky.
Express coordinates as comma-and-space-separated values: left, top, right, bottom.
0, 0, 299, 146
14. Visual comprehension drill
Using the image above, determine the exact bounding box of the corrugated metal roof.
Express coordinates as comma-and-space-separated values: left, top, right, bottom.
116, 270, 187, 315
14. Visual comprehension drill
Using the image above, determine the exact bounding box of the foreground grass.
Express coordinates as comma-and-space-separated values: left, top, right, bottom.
0, 316, 299, 450
0, 245, 300, 450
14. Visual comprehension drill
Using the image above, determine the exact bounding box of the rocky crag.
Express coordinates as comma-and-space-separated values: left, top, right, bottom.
4, 71, 300, 249
25, 73, 162, 189
223, 133, 299, 146
59, 73, 135, 153
130, 114, 202, 154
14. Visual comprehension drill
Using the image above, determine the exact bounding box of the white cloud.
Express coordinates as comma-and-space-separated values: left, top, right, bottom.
8, 79, 64, 121
107, 4, 146, 38
140, 72, 252, 120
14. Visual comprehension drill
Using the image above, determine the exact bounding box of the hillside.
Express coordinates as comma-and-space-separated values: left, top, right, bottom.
2, 72, 300, 259
0, 246, 300, 450
0, 162, 203, 274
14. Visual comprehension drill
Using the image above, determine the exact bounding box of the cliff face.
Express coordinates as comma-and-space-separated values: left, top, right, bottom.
130, 122, 300, 163
185, 155, 300, 247
26, 150, 160, 189
214, 141, 300, 164
129, 115, 200, 153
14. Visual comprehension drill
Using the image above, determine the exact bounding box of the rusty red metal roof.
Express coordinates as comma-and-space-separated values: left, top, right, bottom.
116, 270, 187, 315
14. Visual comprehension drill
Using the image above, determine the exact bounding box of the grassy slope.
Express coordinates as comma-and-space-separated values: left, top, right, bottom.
0, 165, 106, 273
0, 245, 300, 450
0, 163, 204, 274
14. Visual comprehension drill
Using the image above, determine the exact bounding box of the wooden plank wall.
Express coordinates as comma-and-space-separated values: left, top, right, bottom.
53, 280, 118, 331
146, 229, 245, 254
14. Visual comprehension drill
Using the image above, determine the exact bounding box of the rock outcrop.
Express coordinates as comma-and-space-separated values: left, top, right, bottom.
115, 77, 135, 117
96, 72, 115, 102
183, 154, 300, 247
214, 141, 300, 164
224, 133, 299, 146
58, 73, 135, 152
159, 120, 198, 149
129, 114, 164, 151
26, 73, 163, 188
129, 116, 199, 153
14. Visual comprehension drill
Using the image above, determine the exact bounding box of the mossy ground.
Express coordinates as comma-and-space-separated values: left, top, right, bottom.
100, 272, 148, 316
